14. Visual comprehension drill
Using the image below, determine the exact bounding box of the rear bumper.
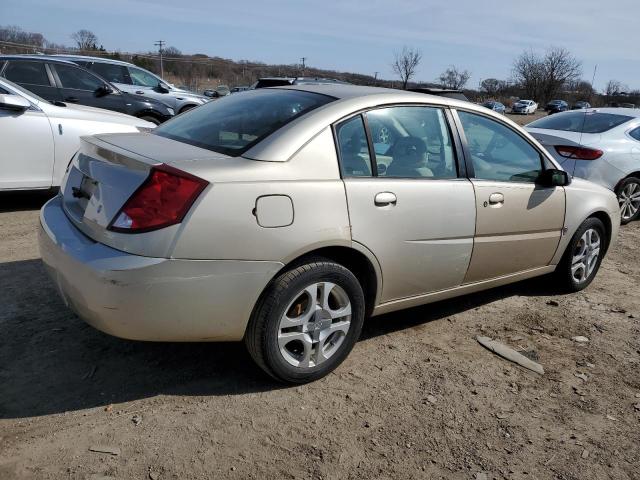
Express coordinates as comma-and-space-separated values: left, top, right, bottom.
38, 196, 283, 341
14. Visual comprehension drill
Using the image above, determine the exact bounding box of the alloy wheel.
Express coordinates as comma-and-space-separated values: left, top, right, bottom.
571, 228, 601, 284
277, 282, 352, 368
619, 182, 640, 221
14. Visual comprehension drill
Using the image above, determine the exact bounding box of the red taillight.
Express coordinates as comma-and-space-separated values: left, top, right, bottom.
554, 145, 603, 160
108, 164, 208, 233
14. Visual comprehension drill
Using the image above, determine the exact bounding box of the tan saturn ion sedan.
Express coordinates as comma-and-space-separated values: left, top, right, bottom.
39, 85, 620, 383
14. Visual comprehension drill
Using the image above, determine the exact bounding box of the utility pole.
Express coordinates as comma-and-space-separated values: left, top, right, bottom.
374, 72, 379, 86
300, 57, 306, 75
154, 40, 165, 79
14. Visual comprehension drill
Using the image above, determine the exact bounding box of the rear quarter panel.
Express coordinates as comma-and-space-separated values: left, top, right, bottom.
171, 127, 352, 261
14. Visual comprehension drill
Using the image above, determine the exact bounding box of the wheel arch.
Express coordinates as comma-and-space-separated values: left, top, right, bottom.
587, 210, 613, 254
266, 245, 382, 318
614, 172, 640, 192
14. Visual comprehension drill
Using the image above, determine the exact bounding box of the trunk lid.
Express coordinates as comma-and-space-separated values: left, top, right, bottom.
60, 132, 224, 257
526, 128, 602, 168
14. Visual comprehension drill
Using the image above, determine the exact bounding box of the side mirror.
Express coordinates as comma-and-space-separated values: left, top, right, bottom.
538, 168, 571, 187
0, 94, 31, 111
95, 84, 113, 97
155, 83, 170, 94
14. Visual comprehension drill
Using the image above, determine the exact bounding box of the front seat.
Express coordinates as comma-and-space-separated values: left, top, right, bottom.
386, 136, 433, 178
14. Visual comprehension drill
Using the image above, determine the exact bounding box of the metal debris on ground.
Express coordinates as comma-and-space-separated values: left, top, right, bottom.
476, 336, 544, 375
89, 445, 121, 456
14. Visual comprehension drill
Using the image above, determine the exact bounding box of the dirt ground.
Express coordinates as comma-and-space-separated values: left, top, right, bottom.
1, 189, 639, 480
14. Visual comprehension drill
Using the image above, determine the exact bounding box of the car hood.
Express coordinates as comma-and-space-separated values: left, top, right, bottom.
38, 100, 154, 128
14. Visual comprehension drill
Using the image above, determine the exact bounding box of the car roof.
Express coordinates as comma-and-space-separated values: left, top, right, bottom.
52, 54, 135, 67
574, 107, 640, 118
243, 84, 515, 162
0, 54, 79, 65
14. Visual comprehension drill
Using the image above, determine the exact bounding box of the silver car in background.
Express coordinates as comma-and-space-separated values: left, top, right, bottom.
39, 85, 619, 383
54, 55, 210, 114
526, 108, 640, 223
0, 77, 153, 191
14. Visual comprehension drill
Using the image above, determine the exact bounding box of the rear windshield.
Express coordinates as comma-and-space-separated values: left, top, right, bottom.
154, 89, 335, 156
527, 111, 633, 133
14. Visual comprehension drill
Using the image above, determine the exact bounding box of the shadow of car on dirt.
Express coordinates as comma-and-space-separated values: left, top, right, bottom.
0, 255, 565, 419
0, 190, 57, 213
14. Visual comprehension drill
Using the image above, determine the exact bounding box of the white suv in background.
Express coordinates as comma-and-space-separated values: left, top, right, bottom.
55, 55, 210, 114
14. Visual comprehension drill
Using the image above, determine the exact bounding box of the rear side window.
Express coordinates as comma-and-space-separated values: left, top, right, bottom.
367, 106, 457, 179
154, 89, 335, 156
335, 115, 372, 177
527, 111, 633, 133
630, 127, 640, 141
3, 61, 50, 86
55, 64, 103, 91
459, 111, 542, 183
91, 62, 131, 84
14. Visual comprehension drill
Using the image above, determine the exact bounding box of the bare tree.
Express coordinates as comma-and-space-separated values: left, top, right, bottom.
479, 78, 507, 97
605, 79, 628, 96
391, 46, 422, 90
71, 29, 98, 51
512, 47, 581, 104
438, 66, 471, 90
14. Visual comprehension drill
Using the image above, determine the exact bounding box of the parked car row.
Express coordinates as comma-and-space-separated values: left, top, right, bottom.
0, 56, 174, 124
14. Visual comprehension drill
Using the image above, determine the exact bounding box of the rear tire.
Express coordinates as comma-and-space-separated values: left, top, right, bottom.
616, 176, 640, 225
554, 217, 606, 292
245, 258, 365, 384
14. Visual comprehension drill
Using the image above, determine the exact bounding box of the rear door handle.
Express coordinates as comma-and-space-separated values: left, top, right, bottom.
374, 191, 397, 207
135, 90, 145, 94
65, 97, 79, 103
488, 192, 504, 205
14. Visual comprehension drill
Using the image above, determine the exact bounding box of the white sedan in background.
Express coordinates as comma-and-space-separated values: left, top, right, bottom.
526, 108, 640, 223
0, 77, 154, 191
512, 99, 538, 115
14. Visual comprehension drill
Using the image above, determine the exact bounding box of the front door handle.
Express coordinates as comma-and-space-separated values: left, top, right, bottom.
135, 90, 145, 94
488, 192, 504, 205
65, 96, 79, 103
374, 191, 397, 207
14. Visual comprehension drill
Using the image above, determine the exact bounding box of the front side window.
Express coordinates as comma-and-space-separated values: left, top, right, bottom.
129, 67, 161, 87
55, 64, 103, 91
335, 115, 372, 177
154, 89, 335, 156
459, 110, 542, 183
91, 62, 131, 84
366, 106, 457, 179
3, 61, 50, 86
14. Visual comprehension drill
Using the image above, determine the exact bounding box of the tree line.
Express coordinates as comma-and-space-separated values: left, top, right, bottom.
1, 24, 638, 106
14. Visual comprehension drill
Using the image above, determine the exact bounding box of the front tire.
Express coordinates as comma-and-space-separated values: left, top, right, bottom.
616, 177, 640, 224
554, 217, 606, 292
245, 258, 365, 384
138, 115, 161, 125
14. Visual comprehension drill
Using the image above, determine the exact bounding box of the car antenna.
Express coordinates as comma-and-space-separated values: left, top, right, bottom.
578, 64, 598, 147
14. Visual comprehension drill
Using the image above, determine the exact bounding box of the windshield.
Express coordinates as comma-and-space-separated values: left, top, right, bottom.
527, 111, 633, 133
154, 88, 335, 156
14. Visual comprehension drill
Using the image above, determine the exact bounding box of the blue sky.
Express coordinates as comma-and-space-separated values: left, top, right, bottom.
1, 0, 638, 91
